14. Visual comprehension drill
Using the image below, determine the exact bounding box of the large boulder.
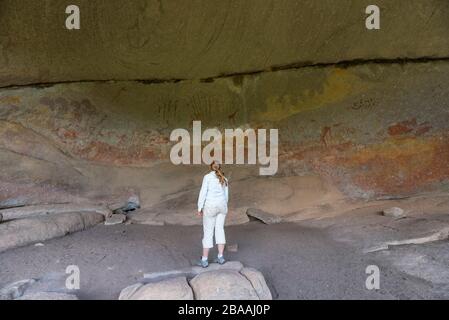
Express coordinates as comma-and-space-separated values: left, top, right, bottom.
119, 262, 272, 300
119, 277, 193, 300
190, 270, 260, 300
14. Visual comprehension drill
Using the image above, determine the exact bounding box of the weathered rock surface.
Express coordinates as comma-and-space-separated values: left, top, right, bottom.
1, 0, 448, 87
1, 2, 449, 222
105, 213, 127, 226
16, 292, 78, 300
190, 270, 260, 300
117, 283, 143, 300
0, 272, 78, 300
119, 277, 193, 300
0, 212, 104, 253
0, 279, 36, 300
0, 204, 111, 222
383, 207, 406, 218
246, 208, 282, 224
120, 262, 271, 300
240, 267, 272, 300
2, 59, 448, 217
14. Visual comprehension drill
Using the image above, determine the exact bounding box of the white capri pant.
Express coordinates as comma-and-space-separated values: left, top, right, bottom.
202, 205, 227, 249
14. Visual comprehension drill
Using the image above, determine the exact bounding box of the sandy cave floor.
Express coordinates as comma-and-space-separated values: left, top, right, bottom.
1, 218, 448, 300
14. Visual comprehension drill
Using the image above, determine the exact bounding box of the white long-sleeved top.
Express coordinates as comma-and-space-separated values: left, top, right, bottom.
197, 171, 229, 212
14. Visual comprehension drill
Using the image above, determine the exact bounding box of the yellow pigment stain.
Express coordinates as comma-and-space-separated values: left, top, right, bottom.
259, 68, 368, 122
0, 96, 21, 105
348, 137, 437, 168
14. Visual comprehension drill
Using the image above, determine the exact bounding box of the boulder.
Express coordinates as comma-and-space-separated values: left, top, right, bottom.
240, 268, 272, 300
105, 213, 127, 226
246, 208, 282, 224
119, 277, 193, 300
382, 207, 406, 218
189, 270, 259, 300
121, 262, 271, 300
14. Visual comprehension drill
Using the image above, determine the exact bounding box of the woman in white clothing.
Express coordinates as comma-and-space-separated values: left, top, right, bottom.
197, 161, 229, 268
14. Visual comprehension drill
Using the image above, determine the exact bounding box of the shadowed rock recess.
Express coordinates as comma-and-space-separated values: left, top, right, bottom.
1, 0, 449, 231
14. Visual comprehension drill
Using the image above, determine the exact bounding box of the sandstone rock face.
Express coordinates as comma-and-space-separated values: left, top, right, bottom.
1, 2, 449, 222
1, 61, 448, 213
119, 277, 194, 300
0, 0, 448, 87
190, 270, 260, 300
119, 262, 272, 300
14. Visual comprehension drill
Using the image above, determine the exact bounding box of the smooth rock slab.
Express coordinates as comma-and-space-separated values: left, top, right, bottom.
119, 277, 193, 300
246, 208, 282, 224
190, 270, 259, 300
0, 212, 104, 253
0, 204, 111, 222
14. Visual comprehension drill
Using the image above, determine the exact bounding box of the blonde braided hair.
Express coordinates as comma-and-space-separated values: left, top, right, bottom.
210, 161, 227, 186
